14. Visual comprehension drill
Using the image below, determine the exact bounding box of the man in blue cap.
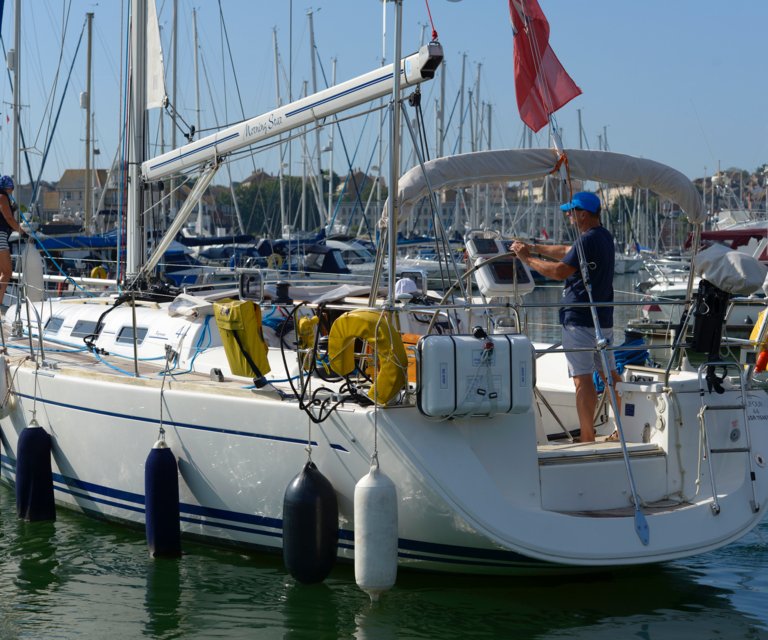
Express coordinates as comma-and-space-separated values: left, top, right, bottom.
511, 191, 620, 443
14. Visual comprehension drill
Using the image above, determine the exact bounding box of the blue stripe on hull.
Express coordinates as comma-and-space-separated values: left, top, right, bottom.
13, 392, 349, 452
0, 453, 542, 569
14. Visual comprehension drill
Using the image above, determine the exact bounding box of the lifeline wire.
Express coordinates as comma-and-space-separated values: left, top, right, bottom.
158, 344, 175, 442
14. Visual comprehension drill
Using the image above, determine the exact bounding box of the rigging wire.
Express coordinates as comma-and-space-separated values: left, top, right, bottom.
216, 0, 261, 189
29, 0, 73, 153
27, 19, 87, 215
0, 36, 42, 207
315, 54, 377, 241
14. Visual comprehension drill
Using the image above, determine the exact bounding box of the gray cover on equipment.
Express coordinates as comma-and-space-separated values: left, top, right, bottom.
693, 243, 767, 295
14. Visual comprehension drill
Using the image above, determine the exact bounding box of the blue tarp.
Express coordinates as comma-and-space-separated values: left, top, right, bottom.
31, 230, 121, 251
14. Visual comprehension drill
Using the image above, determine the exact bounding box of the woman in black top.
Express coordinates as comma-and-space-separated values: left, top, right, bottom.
0, 175, 27, 305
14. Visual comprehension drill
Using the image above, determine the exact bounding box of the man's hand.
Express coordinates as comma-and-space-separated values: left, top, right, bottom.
510, 240, 530, 261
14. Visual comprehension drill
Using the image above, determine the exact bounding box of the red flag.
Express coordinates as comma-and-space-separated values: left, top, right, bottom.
541, 228, 549, 239
509, 0, 581, 133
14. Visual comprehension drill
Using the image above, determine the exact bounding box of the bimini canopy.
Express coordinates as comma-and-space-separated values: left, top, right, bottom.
388, 148, 705, 225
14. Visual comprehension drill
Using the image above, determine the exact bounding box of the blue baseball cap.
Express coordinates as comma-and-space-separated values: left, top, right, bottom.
560, 191, 601, 214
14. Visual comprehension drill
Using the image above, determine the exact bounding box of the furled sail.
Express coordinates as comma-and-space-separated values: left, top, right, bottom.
146, 0, 166, 109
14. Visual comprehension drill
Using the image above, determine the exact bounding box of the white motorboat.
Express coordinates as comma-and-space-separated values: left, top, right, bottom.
324, 238, 465, 286
614, 252, 644, 274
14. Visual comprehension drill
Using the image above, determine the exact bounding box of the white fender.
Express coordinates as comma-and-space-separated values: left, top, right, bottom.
354, 462, 398, 601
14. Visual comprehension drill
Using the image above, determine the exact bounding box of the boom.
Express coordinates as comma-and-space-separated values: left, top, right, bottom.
141, 42, 443, 181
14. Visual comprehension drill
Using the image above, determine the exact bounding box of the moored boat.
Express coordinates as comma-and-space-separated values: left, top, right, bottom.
1, 0, 767, 583
2, 146, 768, 574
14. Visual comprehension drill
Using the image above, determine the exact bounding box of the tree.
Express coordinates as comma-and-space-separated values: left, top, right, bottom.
235, 175, 322, 236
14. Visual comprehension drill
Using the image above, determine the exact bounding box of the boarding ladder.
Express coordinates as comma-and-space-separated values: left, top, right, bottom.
696, 361, 759, 515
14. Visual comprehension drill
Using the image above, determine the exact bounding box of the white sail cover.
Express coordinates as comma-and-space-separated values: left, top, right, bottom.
389, 148, 705, 225
146, 0, 167, 109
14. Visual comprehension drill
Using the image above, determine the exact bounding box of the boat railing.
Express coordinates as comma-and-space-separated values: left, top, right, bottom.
7, 243, 760, 382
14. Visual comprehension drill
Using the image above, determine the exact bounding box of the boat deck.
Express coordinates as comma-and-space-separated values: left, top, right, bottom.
4, 340, 272, 396
539, 437, 697, 517
537, 439, 663, 465
559, 498, 695, 517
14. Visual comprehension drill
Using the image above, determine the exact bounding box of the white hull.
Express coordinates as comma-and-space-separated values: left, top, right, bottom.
4, 144, 766, 577
614, 254, 644, 274
1, 296, 767, 574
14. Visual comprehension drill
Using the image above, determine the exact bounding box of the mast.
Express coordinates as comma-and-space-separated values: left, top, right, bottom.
193, 8, 203, 234
327, 57, 336, 225
157, 22, 166, 229
437, 58, 445, 158
301, 80, 307, 232
387, 0, 403, 304
287, 0, 293, 235
483, 101, 491, 229
458, 53, 466, 155
170, 0, 178, 218
12, 0, 20, 185
307, 10, 326, 224
273, 27, 286, 236
84, 12, 94, 232
453, 52, 466, 232
127, 0, 148, 275
474, 62, 482, 151
377, 2, 386, 210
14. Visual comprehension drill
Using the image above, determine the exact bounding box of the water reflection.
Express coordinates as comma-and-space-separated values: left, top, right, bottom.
14, 520, 60, 594
282, 581, 344, 640
0, 515, 61, 639
144, 558, 182, 639
349, 565, 766, 639
354, 601, 400, 640
0, 468, 766, 639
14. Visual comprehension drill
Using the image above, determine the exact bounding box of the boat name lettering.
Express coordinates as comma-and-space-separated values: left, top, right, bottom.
245, 113, 284, 138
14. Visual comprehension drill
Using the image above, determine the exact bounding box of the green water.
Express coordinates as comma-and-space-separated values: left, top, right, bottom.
1, 483, 767, 639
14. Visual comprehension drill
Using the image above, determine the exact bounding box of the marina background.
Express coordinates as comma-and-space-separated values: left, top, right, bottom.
1, 0, 766, 185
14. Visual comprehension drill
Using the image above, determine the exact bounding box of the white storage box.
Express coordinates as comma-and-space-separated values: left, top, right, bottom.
417, 334, 533, 418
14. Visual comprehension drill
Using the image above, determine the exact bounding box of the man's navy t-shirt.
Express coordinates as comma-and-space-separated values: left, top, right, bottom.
558, 225, 615, 328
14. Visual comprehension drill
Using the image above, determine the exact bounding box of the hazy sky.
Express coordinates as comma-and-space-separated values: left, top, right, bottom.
1, 0, 765, 185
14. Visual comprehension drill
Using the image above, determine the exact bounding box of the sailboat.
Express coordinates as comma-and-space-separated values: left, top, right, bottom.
1, 0, 767, 579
